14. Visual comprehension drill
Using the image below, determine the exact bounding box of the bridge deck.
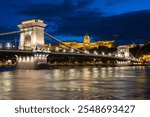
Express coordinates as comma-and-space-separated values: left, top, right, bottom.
0, 49, 140, 62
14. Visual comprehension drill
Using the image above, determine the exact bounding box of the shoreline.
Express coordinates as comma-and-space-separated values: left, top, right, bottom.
0, 63, 149, 67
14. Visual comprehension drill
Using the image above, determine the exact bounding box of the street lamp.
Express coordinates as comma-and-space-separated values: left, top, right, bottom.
109, 53, 111, 56
94, 51, 98, 55
70, 48, 74, 52
55, 47, 59, 52
13, 45, 15, 50
6, 42, 12, 49
102, 52, 105, 55
63, 49, 66, 52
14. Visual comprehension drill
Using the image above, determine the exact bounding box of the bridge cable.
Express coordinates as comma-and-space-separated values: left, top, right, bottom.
0, 30, 32, 36
44, 32, 85, 54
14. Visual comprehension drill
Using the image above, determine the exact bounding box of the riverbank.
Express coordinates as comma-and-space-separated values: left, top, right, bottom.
0, 63, 150, 67
0, 63, 15, 67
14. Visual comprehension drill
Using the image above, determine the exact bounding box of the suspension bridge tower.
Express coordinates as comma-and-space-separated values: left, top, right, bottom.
115, 45, 139, 65
116, 45, 130, 58
18, 19, 47, 50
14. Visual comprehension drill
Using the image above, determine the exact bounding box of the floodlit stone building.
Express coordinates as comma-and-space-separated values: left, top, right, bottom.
59, 34, 115, 49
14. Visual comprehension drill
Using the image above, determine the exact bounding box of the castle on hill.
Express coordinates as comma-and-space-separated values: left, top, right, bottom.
59, 34, 115, 49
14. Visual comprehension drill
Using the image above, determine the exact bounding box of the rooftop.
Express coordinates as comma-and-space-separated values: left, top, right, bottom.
22, 19, 43, 24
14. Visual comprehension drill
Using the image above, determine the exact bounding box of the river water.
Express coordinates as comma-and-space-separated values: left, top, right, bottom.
0, 66, 150, 100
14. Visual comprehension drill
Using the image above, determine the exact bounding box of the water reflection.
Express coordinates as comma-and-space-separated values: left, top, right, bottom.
0, 66, 150, 99
0, 72, 13, 99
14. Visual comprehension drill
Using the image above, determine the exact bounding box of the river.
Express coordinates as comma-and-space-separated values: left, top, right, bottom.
0, 66, 150, 100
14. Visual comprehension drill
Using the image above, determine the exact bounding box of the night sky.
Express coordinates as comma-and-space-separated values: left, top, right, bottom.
0, 0, 150, 44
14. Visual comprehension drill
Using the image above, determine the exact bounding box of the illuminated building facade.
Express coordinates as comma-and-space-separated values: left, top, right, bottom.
18, 19, 47, 50
140, 54, 150, 62
59, 34, 115, 49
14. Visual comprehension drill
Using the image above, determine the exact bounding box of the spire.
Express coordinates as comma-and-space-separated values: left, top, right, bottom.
85, 33, 89, 36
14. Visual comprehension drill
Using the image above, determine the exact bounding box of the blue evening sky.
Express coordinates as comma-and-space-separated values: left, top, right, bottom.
0, 0, 150, 44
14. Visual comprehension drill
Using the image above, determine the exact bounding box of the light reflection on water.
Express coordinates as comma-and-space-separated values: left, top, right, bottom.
0, 66, 150, 100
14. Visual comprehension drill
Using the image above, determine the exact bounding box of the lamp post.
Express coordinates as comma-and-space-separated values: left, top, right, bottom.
94, 51, 98, 55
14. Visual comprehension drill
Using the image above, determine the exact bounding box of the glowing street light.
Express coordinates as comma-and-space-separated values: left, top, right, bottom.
12, 45, 15, 49
22, 57, 25, 62
85, 50, 89, 54
102, 52, 105, 55
94, 51, 98, 55
6, 42, 12, 49
70, 48, 74, 52
63, 49, 66, 52
18, 57, 22, 62
118, 54, 122, 57
84, 50, 89, 54
26, 56, 30, 62
55, 47, 59, 52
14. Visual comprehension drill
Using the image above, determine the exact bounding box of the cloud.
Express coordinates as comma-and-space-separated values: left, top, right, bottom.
14, 0, 150, 44
75, 0, 95, 8
17, 3, 73, 18
14, 0, 97, 34
53, 10, 150, 43
15, 0, 95, 18
106, 0, 126, 6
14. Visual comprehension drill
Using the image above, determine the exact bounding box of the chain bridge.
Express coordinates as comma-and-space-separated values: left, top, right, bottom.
0, 19, 141, 69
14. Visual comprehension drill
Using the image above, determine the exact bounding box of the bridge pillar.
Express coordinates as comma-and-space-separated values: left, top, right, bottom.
18, 19, 47, 50
116, 45, 130, 58
16, 53, 48, 69
115, 45, 132, 65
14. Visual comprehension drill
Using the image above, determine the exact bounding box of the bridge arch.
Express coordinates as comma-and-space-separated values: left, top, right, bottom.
24, 34, 31, 50
18, 19, 47, 50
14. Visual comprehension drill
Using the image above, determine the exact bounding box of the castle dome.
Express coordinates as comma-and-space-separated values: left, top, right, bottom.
84, 33, 90, 44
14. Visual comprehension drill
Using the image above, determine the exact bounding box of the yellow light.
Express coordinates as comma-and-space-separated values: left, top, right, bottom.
26, 56, 30, 62
63, 49, 66, 52
94, 51, 98, 55
18, 57, 22, 62
23, 57, 26, 62
102, 52, 105, 55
